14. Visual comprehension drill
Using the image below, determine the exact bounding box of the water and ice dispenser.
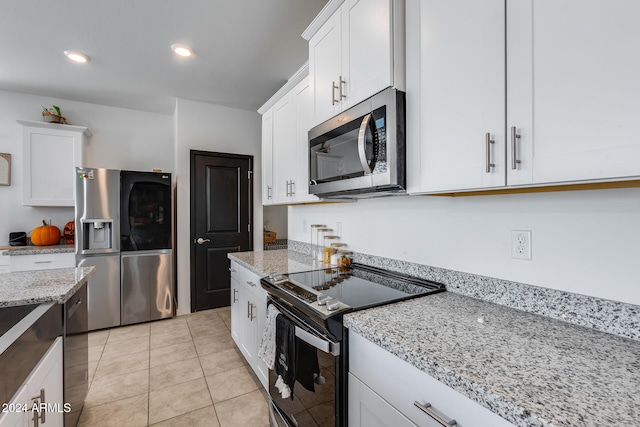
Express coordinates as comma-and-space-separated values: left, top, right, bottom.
80, 219, 115, 251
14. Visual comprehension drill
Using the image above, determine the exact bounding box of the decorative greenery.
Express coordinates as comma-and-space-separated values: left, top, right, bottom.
41, 105, 61, 116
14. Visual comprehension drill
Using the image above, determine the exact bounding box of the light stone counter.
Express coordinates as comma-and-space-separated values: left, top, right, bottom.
344, 292, 640, 427
1, 245, 75, 255
0, 267, 95, 307
228, 249, 330, 277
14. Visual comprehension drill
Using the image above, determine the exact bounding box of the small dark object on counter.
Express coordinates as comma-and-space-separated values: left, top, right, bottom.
9, 232, 27, 246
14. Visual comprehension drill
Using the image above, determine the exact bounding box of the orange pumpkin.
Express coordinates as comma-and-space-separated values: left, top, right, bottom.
31, 220, 61, 246
63, 221, 75, 245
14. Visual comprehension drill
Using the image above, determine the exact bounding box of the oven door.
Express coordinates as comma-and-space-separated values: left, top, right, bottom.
268, 298, 341, 427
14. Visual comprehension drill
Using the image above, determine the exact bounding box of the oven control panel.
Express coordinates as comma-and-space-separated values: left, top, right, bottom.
264, 274, 350, 318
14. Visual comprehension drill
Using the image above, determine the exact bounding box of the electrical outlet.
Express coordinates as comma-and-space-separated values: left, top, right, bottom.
511, 230, 532, 260
302, 219, 308, 233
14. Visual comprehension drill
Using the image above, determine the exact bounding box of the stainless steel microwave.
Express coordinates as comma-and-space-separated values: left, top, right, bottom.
308, 87, 406, 198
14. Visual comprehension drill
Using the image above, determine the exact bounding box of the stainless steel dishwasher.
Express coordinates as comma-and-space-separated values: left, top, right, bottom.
64, 282, 88, 427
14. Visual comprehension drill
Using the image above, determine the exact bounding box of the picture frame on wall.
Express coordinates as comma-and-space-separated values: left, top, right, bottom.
0, 153, 11, 186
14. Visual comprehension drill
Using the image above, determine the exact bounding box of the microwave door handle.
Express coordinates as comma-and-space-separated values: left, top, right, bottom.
357, 113, 374, 174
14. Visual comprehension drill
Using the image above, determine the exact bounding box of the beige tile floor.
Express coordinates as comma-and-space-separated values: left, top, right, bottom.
78, 307, 269, 427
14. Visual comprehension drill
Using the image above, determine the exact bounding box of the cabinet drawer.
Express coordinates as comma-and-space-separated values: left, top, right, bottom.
349, 331, 514, 427
229, 261, 265, 300
10, 253, 75, 272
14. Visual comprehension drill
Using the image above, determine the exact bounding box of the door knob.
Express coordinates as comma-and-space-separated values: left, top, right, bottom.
195, 237, 210, 244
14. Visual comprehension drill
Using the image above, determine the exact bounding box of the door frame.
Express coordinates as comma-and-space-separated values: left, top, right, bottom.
189, 150, 254, 312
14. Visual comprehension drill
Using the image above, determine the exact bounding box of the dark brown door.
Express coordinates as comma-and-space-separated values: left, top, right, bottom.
190, 151, 253, 312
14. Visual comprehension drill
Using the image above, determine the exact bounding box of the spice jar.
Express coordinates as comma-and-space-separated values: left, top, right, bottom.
322, 235, 340, 264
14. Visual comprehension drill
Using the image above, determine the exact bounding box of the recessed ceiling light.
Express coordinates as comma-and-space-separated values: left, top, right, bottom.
171, 44, 194, 57
64, 50, 89, 63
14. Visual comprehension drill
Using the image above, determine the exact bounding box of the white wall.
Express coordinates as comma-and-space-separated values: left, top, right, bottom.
0, 89, 173, 244
174, 99, 262, 315
288, 188, 640, 306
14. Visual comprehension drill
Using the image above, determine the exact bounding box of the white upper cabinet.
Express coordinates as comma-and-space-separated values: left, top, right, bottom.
309, 9, 344, 125
258, 63, 320, 206
506, 0, 640, 186
306, 0, 405, 127
261, 110, 274, 205
272, 91, 298, 204
407, 0, 640, 194
406, 0, 505, 193
18, 120, 90, 206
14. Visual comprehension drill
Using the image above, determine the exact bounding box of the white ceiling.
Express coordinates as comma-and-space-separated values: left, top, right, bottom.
0, 0, 328, 114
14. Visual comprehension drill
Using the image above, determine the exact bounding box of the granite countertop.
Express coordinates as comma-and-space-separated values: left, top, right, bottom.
0, 267, 95, 307
344, 292, 640, 427
228, 249, 330, 277
0, 245, 75, 255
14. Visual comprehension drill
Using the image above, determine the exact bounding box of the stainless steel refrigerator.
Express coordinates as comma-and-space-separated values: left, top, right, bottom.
75, 167, 121, 331
120, 170, 174, 325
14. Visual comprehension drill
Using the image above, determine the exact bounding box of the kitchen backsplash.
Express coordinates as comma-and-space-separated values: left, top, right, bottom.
288, 240, 640, 342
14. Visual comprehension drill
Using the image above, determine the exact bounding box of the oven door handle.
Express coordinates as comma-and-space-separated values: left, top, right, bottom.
295, 326, 341, 356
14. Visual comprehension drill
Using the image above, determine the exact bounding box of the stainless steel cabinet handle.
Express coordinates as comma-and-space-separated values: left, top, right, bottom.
332, 81, 339, 105
247, 301, 251, 318
485, 133, 495, 173
267, 185, 272, 199
287, 180, 292, 197
34, 260, 52, 264
229, 268, 236, 273
413, 401, 457, 426
233, 288, 238, 303
249, 303, 256, 320
195, 237, 210, 244
247, 281, 257, 288
339, 76, 346, 100
32, 388, 46, 424
511, 126, 522, 170
290, 180, 295, 196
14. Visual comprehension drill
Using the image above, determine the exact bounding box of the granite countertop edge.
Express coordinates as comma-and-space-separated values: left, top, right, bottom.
0, 267, 95, 307
1, 245, 75, 256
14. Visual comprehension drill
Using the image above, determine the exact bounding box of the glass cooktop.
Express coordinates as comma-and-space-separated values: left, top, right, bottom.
283, 264, 445, 311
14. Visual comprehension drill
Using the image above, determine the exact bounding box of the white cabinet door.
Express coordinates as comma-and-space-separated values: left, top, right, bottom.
18, 121, 89, 207
309, 9, 344, 126
293, 78, 319, 204
0, 339, 64, 427
253, 300, 269, 390
261, 109, 274, 205
27, 338, 64, 427
349, 373, 417, 427
344, 0, 394, 109
272, 93, 298, 204
230, 277, 242, 347
229, 261, 268, 390
0, 385, 29, 427
405, 0, 506, 194
507, 0, 640, 186
9, 253, 75, 273
239, 286, 257, 366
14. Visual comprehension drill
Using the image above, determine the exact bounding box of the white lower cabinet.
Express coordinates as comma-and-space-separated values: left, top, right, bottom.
349, 331, 514, 427
0, 337, 64, 427
229, 261, 268, 389
9, 253, 75, 273
349, 373, 416, 427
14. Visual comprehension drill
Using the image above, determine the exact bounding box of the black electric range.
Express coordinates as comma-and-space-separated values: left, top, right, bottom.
261, 263, 445, 427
